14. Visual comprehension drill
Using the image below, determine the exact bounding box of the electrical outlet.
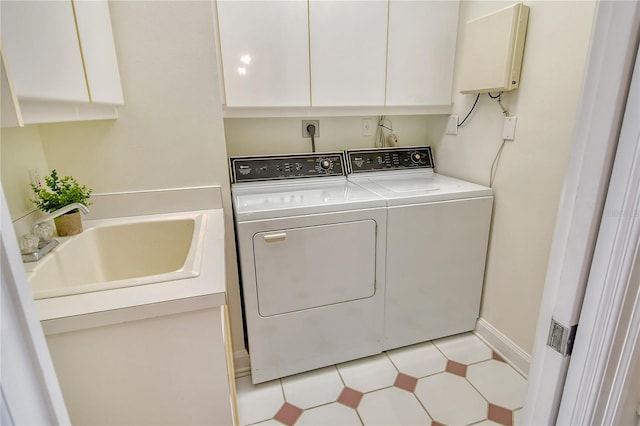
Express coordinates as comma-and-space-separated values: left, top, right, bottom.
302, 120, 320, 138
29, 168, 42, 188
362, 118, 373, 136
503, 116, 518, 140
446, 115, 458, 135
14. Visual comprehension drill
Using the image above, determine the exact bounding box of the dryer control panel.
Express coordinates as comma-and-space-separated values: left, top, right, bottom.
230, 153, 345, 183
346, 146, 434, 174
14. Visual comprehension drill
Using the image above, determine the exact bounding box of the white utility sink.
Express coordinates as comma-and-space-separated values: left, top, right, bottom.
28, 213, 207, 299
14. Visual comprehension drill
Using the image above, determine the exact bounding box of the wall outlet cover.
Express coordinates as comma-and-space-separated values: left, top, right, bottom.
302, 120, 320, 138
29, 168, 42, 188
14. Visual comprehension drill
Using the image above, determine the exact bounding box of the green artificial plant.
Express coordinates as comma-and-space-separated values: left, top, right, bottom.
31, 169, 92, 214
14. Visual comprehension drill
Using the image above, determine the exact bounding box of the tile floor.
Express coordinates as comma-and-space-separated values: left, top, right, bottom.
235, 332, 527, 426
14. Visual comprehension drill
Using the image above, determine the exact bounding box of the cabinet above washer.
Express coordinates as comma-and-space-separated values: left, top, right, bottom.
215, 0, 460, 117
0, 0, 124, 127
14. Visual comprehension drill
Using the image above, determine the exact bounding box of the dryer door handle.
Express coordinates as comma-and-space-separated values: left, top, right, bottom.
262, 233, 287, 243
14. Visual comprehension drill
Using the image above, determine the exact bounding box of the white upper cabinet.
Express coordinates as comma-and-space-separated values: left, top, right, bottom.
217, 1, 310, 107
309, 0, 388, 107
1, 49, 23, 128
2, 1, 88, 103
74, 0, 124, 105
386, 1, 459, 106
0, 0, 124, 126
215, 0, 460, 114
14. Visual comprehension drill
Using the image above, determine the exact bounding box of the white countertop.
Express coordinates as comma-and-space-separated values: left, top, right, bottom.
28, 186, 227, 334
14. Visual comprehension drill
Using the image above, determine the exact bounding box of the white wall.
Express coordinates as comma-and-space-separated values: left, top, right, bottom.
0, 1, 245, 355
435, 0, 596, 354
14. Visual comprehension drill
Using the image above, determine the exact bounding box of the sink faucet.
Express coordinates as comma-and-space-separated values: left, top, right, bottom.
31, 203, 90, 234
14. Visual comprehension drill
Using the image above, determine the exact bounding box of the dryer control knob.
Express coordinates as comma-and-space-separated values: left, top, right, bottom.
320, 159, 331, 170
410, 152, 422, 163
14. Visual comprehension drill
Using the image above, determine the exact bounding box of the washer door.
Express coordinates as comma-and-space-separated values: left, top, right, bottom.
253, 220, 377, 317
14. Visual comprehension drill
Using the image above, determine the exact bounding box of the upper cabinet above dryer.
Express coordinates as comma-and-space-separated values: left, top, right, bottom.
216, 0, 460, 117
0, 0, 124, 127
386, 0, 460, 107
309, 0, 388, 107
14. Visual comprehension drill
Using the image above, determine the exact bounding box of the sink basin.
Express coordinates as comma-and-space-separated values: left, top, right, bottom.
28, 213, 206, 299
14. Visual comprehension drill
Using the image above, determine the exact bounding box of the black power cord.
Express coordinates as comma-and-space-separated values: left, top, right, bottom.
307, 124, 316, 152
458, 93, 481, 127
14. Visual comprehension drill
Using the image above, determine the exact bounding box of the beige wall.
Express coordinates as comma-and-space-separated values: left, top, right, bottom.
224, 115, 442, 156
0, 125, 49, 219
434, 0, 596, 353
0, 1, 245, 353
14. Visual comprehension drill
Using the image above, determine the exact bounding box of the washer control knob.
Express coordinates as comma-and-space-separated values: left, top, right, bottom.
319, 159, 332, 170
410, 152, 422, 163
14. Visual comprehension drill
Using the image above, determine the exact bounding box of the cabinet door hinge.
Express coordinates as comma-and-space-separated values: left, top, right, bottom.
547, 318, 578, 356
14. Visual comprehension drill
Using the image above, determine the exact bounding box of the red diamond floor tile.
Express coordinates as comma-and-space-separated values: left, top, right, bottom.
488, 403, 514, 426
394, 372, 418, 392
274, 402, 303, 426
337, 387, 364, 409
445, 360, 468, 377
492, 351, 506, 363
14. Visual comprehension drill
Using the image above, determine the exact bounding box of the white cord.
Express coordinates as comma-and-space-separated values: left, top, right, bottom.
490, 139, 507, 187
488, 92, 510, 186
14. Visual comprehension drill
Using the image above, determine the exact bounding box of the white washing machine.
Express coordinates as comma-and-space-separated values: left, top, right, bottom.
230, 153, 387, 384
346, 147, 493, 351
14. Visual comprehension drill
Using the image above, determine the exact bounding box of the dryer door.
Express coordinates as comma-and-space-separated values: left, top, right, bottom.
253, 220, 377, 316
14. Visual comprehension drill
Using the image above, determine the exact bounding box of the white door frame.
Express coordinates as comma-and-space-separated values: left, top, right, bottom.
0, 186, 70, 425
557, 20, 640, 425
523, 1, 640, 424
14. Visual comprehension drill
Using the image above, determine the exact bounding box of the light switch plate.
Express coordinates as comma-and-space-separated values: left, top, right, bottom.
446, 115, 458, 135
362, 118, 373, 136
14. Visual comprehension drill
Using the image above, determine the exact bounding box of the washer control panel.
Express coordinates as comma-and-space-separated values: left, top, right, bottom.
346, 146, 434, 173
230, 153, 345, 183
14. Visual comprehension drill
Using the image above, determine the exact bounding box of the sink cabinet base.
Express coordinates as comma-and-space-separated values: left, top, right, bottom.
44, 305, 236, 425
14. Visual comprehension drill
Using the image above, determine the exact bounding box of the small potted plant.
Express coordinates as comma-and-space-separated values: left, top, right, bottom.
31, 170, 92, 236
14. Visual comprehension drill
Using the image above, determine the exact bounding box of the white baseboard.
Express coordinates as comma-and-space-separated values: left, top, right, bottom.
233, 349, 251, 378
474, 317, 532, 378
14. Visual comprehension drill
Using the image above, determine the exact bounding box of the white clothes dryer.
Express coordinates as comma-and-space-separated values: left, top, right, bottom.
346, 147, 493, 351
230, 153, 387, 384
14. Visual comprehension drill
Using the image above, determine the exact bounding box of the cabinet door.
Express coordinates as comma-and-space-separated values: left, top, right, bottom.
386, 0, 459, 106
216, 0, 310, 107
1, 49, 23, 128
74, 0, 124, 105
0, 1, 89, 103
309, 0, 387, 106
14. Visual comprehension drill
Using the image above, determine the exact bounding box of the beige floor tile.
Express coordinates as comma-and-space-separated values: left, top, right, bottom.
387, 341, 448, 378
236, 376, 284, 426
358, 387, 431, 425
415, 372, 487, 425
281, 366, 344, 409
337, 353, 398, 393
433, 332, 493, 365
